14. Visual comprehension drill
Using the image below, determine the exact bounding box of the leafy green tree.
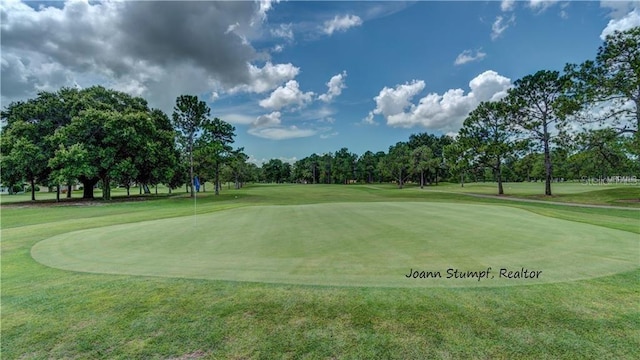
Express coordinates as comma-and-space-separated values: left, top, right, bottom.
357, 151, 377, 183
385, 142, 411, 189
458, 100, 520, 195
443, 142, 472, 187
508, 70, 579, 195
48, 143, 94, 201
411, 145, 433, 189
566, 26, 639, 136
202, 118, 236, 195
2, 136, 45, 200
172, 95, 211, 198
333, 147, 357, 184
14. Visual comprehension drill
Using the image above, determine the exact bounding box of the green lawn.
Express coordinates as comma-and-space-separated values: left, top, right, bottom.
2, 184, 639, 359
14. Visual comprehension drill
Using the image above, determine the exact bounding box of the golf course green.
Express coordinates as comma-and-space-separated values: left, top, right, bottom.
31, 201, 638, 287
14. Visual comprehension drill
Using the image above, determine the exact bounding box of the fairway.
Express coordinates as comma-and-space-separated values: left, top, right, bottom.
32, 202, 639, 287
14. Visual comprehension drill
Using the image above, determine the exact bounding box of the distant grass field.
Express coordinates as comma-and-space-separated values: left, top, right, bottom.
2, 183, 639, 359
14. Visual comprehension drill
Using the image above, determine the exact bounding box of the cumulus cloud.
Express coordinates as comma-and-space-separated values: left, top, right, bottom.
600, 9, 640, 40
372, 80, 426, 118
366, 71, 512, 132
0, 0, 294, 111
323, 14, 363, 35
491, 15, 515, 40
259, 80, 314, 110
454, 49, 487, 65
318, 71, 347, 102
229, 62, 300, 94
252, 111, 282, 127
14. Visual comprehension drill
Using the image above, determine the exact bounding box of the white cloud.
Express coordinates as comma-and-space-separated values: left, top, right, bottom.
220, 113, 256, 125
600, 1, 640, 18
271, 23, 294, 40
323, 14, 363, 35
372, 80, 426, 117
229, 62, 300, 94
248, 125, 317, 140
252, 111, 282, 127
0, 0, 297, 112
501, 0, 516, 12
454, 49, 487, 65
259, 80, 314, 110
529, 0, 559, 12
361, 112, 378, 126
318, 71, 347, 102
491, 15, 515, 40
366, 71, 512, 132
600, 9, 640, 40
320, 132, 339, 139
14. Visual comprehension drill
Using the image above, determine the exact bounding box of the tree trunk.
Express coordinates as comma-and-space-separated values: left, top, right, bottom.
30, 179, 36, 201
215, 163, 220, 195
67, 183, 72, 198
80, 177, 98, 199
126, 185, 130, 197
56, 185, 60, 202
460, 172, 464, 187
102, 176, 111, 200
169, 187, 172, 194
189, 139, 194, 198
543, 122, 552, 196
496, 159, 504, 195
420, 170, 424, 189
155, 185, 158, 195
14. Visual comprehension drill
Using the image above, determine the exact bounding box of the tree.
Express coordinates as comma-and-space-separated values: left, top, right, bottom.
443, 142, 471, 187
48, 143, 94, 201
357, 151, 377, 183
566, 26, 639, 136
458, 100, 520, 195
333, 147, 357, 184
172, 95, 210, 198
2, 136, 45, 200
411, 145, 433, 189
385, 142, 411, 188
202, 118, 235, 195
508, 70, 579, 195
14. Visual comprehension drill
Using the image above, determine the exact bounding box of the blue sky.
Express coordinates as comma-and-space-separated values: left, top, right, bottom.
2, 1, 639, 164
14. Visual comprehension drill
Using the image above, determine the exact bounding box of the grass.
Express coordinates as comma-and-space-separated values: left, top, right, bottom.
31, 202, 638, 287
2, 183, 639, 359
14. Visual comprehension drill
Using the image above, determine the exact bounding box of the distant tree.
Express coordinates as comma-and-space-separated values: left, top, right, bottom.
385, 142, 411, 188
411, 145, 433, 189
443, 142, 471, 187
333, 147, 357, 184
204, 118, 236, 195
508, 70, 579, 195
357, 151, 377, 183
172, 95, 211, 198
458, 100, 521, 195
1, 136, 45, 200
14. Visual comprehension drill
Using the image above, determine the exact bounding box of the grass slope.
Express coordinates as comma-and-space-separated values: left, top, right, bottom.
2, 184, 639, 359
31, 202, 638, 287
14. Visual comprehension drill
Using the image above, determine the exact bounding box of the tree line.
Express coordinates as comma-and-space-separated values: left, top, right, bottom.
0, 88, 255, 200
1, 27, 638, 199
263, 27, 639, 195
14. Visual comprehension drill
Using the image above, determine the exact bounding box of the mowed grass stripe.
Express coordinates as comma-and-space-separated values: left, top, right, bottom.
31, 202, 639, 288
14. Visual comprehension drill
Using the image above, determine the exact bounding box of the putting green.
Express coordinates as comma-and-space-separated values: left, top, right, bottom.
31, 202, 639, 287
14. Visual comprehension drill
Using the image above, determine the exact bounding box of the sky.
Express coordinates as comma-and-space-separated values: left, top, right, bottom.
1, 0, 639, 165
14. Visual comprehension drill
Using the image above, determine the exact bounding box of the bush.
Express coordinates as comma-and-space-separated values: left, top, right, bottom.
25, 185, 41, 192
11, 185, 23, 193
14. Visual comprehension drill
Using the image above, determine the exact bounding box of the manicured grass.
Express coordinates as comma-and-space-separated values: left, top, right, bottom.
2, 184, 639, 359
32, 202, 638, 287
432, 181, 640, 207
